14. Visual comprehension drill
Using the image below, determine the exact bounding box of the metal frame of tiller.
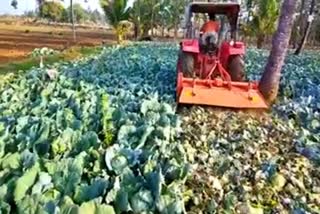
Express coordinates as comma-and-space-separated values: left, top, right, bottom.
176, 53, 268, 108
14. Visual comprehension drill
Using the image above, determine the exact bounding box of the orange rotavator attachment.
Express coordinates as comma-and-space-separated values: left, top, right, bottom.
176, 58, 269, 109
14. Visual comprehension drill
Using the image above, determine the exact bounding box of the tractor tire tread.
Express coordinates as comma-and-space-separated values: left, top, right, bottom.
179, 51, 194, 78
228, 55, 245, 82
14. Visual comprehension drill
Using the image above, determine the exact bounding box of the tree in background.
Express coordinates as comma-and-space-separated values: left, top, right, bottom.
23, 10, 37, 18
130, 0, 141, 39
11, 0, 62, 22
100, 0, 131, 43
14, 0, 46, 16
131, 0, 154, 38
259, 0, 298, 103
290, 0, 305, 48
73, 3, 89, 22
11, 0, 18, 9
40, 1, 65, 22
37, 0, 45, 16
130, 0, 189, 39
87, 9, 105, 24
63, 3, 89, 23
295, 0, 317, 54
157, 0, 172, 37
63, 5, 104, 24
170, 0, 188, 39
244, 0, 280, 48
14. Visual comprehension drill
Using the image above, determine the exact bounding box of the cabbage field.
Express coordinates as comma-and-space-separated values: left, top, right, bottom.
0, 43, 320, 214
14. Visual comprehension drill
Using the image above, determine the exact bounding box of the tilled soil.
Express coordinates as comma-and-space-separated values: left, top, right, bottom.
0, 23, 115, 63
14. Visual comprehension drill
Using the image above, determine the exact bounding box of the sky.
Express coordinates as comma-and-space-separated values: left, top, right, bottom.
0, 0, 135, 15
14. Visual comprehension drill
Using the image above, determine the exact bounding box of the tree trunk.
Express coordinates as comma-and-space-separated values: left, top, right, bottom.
259, 0, 298, 104
290, 19, 299, 49
134, 24, 139, 40
311, 26, 316, 46
117, 33, 123, 44
174, 19, 178, 40
151, 7, 155, 37
135, 0, 141, 40
298, 0, 307, 39
294, 0, 316, 55
142, 25, 151, 38
70, 0, 76, 43
256, 34, 265, 49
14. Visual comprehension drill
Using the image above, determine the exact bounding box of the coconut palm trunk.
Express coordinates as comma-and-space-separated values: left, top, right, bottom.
259, 0, 298, 103
294, 0, 316, 55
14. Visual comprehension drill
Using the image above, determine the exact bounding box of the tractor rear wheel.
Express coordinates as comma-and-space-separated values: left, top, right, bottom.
227, 55, 245, 82
179, 51, 194, 78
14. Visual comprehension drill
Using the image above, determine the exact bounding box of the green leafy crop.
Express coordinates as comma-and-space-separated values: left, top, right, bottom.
0, 43, 319, 213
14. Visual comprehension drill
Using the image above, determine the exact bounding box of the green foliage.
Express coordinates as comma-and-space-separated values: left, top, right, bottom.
1, 43, 320, 213
101, 94, 114, 146
79, 201, 115, 214
130, 0, 156, 36
74, 179, 108, 204
100, 0, 131, 43
14, 162, 40, 202
254, 0, 280, 34
131, 0, 188, 37
0, 43, 187, 213
63, 3, 90, 23
72, 3, 89, 23
243, 0, 280, 47
39, 1, 66, 22
23, 10, 37, 18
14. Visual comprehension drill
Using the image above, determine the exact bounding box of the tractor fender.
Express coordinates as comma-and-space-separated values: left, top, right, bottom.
180, 39, 200, 53
220, 41, 245, 67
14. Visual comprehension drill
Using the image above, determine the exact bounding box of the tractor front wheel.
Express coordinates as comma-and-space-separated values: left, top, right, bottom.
178, 51, 194, 78
227, 55, 245, 82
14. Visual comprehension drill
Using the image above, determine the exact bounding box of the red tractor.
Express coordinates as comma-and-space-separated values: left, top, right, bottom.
176, 2, 268, 109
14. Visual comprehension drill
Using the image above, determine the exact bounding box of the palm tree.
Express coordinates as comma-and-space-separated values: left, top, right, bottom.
100, 0, 131, 43
259, 0, 298, 103
247, 0, 280, 48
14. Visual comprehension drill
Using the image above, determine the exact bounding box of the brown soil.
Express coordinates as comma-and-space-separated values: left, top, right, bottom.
0, 22, 116, 63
